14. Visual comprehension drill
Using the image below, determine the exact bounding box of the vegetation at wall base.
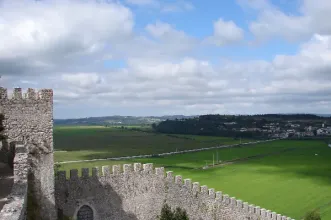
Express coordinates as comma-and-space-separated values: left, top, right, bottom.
0, 113, 6, 141
304, 210, 322, 220
158, 203, 189, 220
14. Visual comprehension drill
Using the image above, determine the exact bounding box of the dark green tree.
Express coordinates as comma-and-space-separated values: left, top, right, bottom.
159, 204, 174, 220
174, 207, 189, 220
158, 204, 189, 220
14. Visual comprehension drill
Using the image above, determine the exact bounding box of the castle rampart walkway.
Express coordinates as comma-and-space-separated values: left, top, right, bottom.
0, 162, 13, 211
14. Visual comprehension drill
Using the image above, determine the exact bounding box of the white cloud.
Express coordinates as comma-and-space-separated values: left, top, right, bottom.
125, 0, 194, 12
161, 1, 194, 12
125, 0, 157, 6
205, 18, 244, 46
1, 0, 331, 117
127, 57, 215, 79
61, 73, 103, 89
0, 0, 133, 76
243, 0, 331, 41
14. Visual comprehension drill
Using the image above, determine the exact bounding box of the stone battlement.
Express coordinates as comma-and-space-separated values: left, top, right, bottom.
55, 163, 294, 220
0, 87, 53, 102
0, 87, 295, 220
0, 87, 55, 220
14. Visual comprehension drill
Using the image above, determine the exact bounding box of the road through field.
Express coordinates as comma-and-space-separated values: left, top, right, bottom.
56, 138, 281, 164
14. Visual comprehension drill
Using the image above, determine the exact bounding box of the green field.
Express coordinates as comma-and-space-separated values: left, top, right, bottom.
54, 126, 331, 219
54, 126, 251, 162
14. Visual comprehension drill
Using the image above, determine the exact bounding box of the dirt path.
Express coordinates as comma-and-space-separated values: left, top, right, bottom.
198, 148, 297, 170
0, 162, 13, 211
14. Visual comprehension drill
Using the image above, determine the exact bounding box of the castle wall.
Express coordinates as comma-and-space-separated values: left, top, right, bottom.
0, 88, 56, 220
55, 163, 293, 220
0, 144, 29, 220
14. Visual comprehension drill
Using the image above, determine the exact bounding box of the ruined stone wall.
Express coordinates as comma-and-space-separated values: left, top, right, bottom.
55, 163, 294, 220
0, 144, 29, 220
0, 87, 56, 220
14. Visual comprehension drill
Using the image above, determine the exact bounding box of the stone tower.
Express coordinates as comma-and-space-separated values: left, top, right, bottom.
0, 87, 56, 220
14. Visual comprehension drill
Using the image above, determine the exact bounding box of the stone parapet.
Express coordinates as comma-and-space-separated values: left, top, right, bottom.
0, 144, 28, 220
55, 163, 295, 220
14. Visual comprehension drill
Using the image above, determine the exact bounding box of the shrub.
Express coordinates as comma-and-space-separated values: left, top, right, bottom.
158, 203, 189, 220
174, 207, 189, 220
304, 210, 321, 220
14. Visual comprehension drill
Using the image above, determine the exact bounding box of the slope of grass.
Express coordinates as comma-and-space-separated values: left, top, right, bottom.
155, 140, 331, 220
56, 140, 331, 219
54, 126, 251, 162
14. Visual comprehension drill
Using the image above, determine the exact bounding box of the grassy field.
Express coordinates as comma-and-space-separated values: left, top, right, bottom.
54, 126, 251, 162
54, 126, 331, 219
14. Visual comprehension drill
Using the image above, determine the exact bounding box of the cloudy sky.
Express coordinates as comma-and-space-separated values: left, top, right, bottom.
1, 0, 331, 119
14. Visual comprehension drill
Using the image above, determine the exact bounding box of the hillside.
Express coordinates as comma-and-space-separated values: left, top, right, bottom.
54, 115, 197, 126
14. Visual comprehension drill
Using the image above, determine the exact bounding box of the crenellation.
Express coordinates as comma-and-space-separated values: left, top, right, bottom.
200, 185, 208, 195
175, 175, 183, 185
123, 164, 132, 174
248, 205, 255, 213
166, 171, 174, 182
243, 202, 249, 212
13, 88, 23, 100
0, 87, 53, 101
230, 197, 237, 208
39, 89, 53, 100
92, 167, 99, 177
255, 206, 261, 215
57, 171, 67, 181
184, 179, 192, 189
272, 212, 277, 220
208, 188, 215, 199
215, 191, 223, 201
102, 165, 111, 176
192, 182, 200, 195
155, 167, 164, 176
236, 200, 243, 209
70, 169, 78, 180
81, 168, 89, 178
143, 163, 153, 173
1, 85, 295, 220
53, 162, 295, 220
134, 163, 142, 172
0, 87, 7, 99
25, 88, 37, 99
260, 208, 266, 218
223, 194, 230, 205
112, 165, 120, 174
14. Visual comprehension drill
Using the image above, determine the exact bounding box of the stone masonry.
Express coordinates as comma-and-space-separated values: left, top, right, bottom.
0, 87, 56, 220
55, 164, 294, 220
0, 87, 295, 220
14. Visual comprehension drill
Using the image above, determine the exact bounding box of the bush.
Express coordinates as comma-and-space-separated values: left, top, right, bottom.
304, 210, 321, 220
158, 204, 189, 220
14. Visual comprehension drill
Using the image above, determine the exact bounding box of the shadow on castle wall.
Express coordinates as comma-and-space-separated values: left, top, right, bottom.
56, 171, 139, 220
27, 172, 57, 220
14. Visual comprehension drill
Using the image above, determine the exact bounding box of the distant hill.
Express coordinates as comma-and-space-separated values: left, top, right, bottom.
315, 114, 331, 117
54, 113, 331, 126
54, 115, 198, 126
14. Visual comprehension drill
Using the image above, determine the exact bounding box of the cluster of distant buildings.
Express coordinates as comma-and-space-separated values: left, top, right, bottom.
231, 121, 331, 139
